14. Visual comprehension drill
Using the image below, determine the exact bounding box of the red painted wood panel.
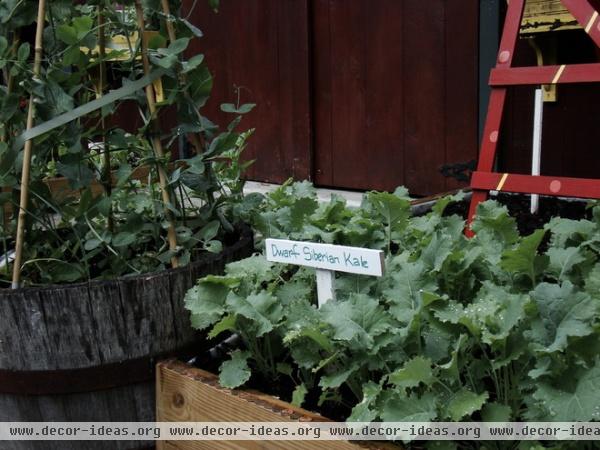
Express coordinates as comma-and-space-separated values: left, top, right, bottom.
183, 0, 479, 195
182, 0, 312, 183
490, 63, 600, 85
445, 0, 480, 191
403, 0, 447, 194
471, 171, 600, 199
313, 0, 479, 195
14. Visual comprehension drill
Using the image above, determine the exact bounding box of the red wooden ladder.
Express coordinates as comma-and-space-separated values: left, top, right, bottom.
466, 0, 600, 236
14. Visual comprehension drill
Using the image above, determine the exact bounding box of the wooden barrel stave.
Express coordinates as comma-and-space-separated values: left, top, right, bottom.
0, 382, 153, 449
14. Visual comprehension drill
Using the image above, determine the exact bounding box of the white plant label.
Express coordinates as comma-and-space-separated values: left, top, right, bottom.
265, 238, 385, 307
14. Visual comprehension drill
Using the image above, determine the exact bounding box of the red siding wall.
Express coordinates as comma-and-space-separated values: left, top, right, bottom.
312, 0, 479, 193
184, 0, 480, 195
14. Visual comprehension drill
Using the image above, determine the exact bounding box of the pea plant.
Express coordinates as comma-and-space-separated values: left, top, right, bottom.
0, 0, 255, 285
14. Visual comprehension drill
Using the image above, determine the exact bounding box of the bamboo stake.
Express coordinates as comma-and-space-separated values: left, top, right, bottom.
158, 1, 233, 234
97, 5, 114, 232
160, 0, 177, 42
11, 0, 47, 288
159, 0, 205, 156
134, 0, 179, 268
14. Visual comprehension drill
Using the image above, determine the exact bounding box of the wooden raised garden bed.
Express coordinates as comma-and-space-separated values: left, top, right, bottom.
156, 360, 399, 450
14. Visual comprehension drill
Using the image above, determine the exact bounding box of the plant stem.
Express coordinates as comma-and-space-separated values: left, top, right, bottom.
134, 0, 179, 268
97, 5, 114, 232
1, 33, 19, 144
158, 1, 235, 236
11, 0, 47, 289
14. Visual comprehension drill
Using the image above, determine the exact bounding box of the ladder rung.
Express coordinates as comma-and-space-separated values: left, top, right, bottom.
490, 63, 600, 86
471, 171, 600, 199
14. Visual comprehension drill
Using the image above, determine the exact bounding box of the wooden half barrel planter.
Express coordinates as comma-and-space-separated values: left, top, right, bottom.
0, 225, 253, 450
156, 360, 400, 450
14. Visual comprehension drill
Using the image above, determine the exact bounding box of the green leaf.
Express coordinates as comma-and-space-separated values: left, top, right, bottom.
226, 291, 283, 337
112, 231, 136, 247
421, 231, 454, 272
367, 191, 410, 231
164, 37, 190, 55
185, 276, 236, 330
547, 246, 587, 282
0, 36, 7, 54
320, 293, 394, 349
585, 263, 600, 296
205, 240, 223, 254
501, 229, 548, 287
116, 164, 133, 186
181, 54, 205, 73
62, 45, 81, 66
151, 53, 178, 69
291, 384, 308, 407
383, 254, 436, 330
220, 103, 256, 114
56, 159, 94, 190
432, 191, 465, 216
276, 363, 293, 376
206, 131, 239, 157
382, 392, 437, 422
546, 217, 595, 248
283, 298, 333, 369
471, 201, 519, 256
347, 382, 382, 422
219, 350, 251, 388
84, 238, 102, 251
47, 261, 85, 283
530, 281, 598, 353
445, 389, 488, 421
532, 362, 600, 421
148, 33, 167, 50
459, 282, 529, 346
225, 255, 276, 286
277, 197, 319, 231
482, 402, 512, 422
17, 42, 30, 61
56, 25, 78, 45
197, 220, 220, 242
439, 334, 467, 381
72, 16, 93, 38
320, 362, 360, 389
388, 356, 434, 389
208, 314, 236, 339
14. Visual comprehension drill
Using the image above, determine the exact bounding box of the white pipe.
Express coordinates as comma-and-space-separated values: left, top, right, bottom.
531, 88, 544, 214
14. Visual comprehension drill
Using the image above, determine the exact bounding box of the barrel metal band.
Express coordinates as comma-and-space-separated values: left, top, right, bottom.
0, 342, 199, 396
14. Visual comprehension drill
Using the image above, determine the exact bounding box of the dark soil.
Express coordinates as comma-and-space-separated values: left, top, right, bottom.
189, 335, 353, 421
444, 192, 592, 236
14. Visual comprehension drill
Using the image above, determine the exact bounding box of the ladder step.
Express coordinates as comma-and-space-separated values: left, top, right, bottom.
471, 171, 600, 199
490, 63, 600, 86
